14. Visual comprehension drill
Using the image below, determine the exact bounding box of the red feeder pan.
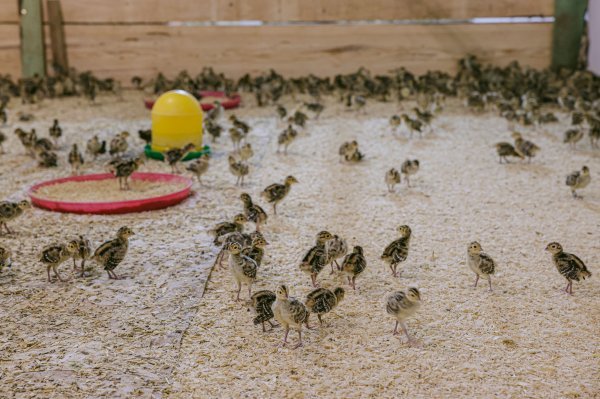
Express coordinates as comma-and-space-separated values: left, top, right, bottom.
144, 90, 241, 111
28, 172, 193, 215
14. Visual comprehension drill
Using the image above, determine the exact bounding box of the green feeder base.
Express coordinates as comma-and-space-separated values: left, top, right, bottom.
144, 144, 211, 162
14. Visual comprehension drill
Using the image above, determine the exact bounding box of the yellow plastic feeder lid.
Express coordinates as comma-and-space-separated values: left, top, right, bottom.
151, 90, 204, 153
152, 90, 203, 116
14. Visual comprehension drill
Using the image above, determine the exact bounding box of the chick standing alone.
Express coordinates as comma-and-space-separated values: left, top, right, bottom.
385, 287, 421, 345
261, 175, 298, 214
272, 285, 309, 349
545, 242, 591, 295
566, 166, 591, 199
340, 245, 367, 290
400, 159, 419, 187
0, 200, 30, 235
338, 140, 358, 162
92, 226, 134, 280
381, 225, 412, 277
467, 241, 496, 291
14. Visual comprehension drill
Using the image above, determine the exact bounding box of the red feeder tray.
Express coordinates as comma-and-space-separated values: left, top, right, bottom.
28, 172, 193, 215
144, 90, 241, 111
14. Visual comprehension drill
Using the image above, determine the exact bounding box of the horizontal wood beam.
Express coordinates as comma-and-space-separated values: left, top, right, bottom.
1, 0, 555, 24
56, 23, 552, 82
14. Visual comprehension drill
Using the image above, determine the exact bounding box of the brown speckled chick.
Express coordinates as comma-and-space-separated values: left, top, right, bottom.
512, 132, 540, 163
299, 231, 333, 287
341, 245, 367, 290
545, 242, 591, 295
381, 225, 412, 277
69, 235, 92, 277
566, 166, 591, 199
385, 168, 401, 192
240, 193, 268, 231
40, 241, 78, 282
272, 285, 309, 349
0, 200, 31, 235
305, 287, 345, 327
386, 287, 421, 346
0, 244, 12, 273
495, 142, 523, 164
261, 176, 298, 215
92, 226, 134, 280
467, 241, 496, 291
251, 290, 277, 332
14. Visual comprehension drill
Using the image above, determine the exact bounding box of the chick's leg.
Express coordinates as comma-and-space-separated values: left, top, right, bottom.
52, 265, 66, 282
235, 281, 242, 301
282, 326, 290, 346
474, 274, 479, 288
292, 330, 303, 349
400, 322, 418, 346
392, 321, 399, 335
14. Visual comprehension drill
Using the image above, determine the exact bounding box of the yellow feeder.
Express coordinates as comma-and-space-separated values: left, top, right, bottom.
151, 90, 203, 152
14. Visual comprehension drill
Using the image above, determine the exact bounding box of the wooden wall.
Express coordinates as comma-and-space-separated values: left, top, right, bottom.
0, 0, 554, 81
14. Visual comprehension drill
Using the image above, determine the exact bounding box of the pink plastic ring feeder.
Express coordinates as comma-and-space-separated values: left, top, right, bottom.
144, 90, 241, 111
28, 172, 193, 215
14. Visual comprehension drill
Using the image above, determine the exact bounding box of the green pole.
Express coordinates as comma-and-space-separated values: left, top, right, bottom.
19, 0, 46, 78
551, 0, 588, 70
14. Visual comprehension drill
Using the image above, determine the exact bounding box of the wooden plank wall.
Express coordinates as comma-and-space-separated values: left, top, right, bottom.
0, 0, 555, 81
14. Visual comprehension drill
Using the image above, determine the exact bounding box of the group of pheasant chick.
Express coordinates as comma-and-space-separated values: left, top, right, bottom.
204, 97, 595, 351
495, 108, 595, 198
0, 200, 135, 282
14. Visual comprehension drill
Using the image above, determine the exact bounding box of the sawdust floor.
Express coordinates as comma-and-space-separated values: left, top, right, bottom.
0, 92, 598, 398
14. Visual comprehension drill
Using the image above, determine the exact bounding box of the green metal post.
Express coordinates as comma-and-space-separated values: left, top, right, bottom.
19, 0, 46, 78
551, 0, 588, 70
